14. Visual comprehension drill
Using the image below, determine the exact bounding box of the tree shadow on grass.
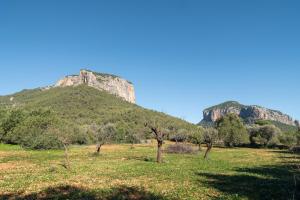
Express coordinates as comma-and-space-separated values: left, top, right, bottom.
125, 155, 156, 162
0, 185, 168, 200
196, 164, 300, 200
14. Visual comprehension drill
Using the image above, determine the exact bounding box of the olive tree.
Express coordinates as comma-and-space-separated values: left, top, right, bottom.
94, 123, 116, 154
216, 113, 248, 147
189, 126, 204, 151
144, 121, 168, 163
170, 129, 188, 144
249, 125, 281, 147
203, 128, 218, 159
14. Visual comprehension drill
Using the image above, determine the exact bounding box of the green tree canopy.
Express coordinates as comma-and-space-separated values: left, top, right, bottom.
216, 113, 249, 147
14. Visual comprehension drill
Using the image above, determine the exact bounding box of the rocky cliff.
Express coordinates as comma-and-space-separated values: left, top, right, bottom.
200, 101, 296, 126
53, 69, 135, 103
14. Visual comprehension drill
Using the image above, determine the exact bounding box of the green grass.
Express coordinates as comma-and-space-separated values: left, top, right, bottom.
0, 143, 299, 200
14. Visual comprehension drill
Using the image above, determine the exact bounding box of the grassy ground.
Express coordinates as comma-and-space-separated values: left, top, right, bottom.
0, 142, 299, 200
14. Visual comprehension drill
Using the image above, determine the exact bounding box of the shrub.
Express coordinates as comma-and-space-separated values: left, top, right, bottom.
249, 125, 282, 147
165, 143, 196, 154
278, 132, 297, 147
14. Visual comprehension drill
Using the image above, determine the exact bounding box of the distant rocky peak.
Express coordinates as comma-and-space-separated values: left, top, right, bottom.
201, 101, 295, 126
53, 69, 135, 103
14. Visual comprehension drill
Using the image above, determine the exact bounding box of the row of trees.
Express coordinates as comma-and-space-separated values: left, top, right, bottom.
191, 113, 300, 149
1, 108, 299, 165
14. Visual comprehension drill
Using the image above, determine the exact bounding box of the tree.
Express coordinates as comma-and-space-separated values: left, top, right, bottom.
249, 125, 281, 147
0, 110, 24, 143
144, 121, 168, 163
0, 109, 7, 141
170, 129, 187, 144
126, 133, 139, 149
203, 128, 218, 159
94, 123, 116, 154
189, 126, 204, 151
295, 120, 300, 145
216, 113, 248, 147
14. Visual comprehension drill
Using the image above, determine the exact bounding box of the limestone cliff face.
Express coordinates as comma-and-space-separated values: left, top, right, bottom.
54, 70, 135, 103
201, 101, 295, 126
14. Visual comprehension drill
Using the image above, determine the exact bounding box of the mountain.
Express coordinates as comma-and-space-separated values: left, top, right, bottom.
0, 71, 195, 146
199, 101, 297, 128
44, 69, 135, 103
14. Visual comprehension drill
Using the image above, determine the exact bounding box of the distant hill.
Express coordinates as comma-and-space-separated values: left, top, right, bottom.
199, 101, 297, 131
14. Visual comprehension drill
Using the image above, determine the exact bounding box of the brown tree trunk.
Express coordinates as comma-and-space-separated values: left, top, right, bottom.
63, 143, 70, 169
204, 143, 212, 160
96, 144, 102, 154
157, 141, 163, 163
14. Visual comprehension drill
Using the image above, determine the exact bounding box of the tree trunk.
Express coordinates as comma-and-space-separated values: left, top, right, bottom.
157, 141, 163, 163
96, 144, 102, 154
204, 143, 212, 160
63, 143, 70, 169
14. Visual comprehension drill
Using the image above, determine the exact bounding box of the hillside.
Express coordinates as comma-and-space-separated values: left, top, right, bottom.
199, 101, 297, 130
0, 85, 196, 146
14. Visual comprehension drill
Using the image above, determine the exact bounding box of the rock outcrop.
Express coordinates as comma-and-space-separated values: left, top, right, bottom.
201, 101, 295, 126
53, 69, 135, 103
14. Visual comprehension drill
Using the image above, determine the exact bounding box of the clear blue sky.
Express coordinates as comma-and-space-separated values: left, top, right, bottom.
0, 0, 299, 123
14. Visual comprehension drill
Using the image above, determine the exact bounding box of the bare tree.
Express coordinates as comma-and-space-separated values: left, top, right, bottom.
203, 128, 218, 160
144, 122, 168, 163
54, 129, 72, 170
62, 139, 71, 169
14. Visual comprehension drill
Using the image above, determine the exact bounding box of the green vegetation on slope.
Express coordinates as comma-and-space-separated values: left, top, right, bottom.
0, 85, 196, 149
204, 101, 245, 111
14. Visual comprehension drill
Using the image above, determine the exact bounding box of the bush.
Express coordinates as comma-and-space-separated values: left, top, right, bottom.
278, 132, 297, 147
249, 125, 282, 147
165, 144, 196, 154
21, 130, 63, 150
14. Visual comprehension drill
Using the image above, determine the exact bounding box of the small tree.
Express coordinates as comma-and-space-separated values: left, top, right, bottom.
295, 120, 300, 145
170, 129, 187, 144
126, 133, 139, 149
144, 122, 168, 163
59, 135, 71, 170
48, 125, 72, 170
95, 123, 116, 154
189, 126, 204, 151
203, 128, 218, 159
216, 113, 248, 147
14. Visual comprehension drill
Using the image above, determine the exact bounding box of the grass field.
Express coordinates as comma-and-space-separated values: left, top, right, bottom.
0, 142, 299, 200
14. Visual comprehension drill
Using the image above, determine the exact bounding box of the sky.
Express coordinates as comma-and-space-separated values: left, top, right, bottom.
0, 0, 299, 123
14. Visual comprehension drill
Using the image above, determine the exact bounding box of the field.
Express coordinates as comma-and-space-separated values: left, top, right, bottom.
0, 142, 299, 200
